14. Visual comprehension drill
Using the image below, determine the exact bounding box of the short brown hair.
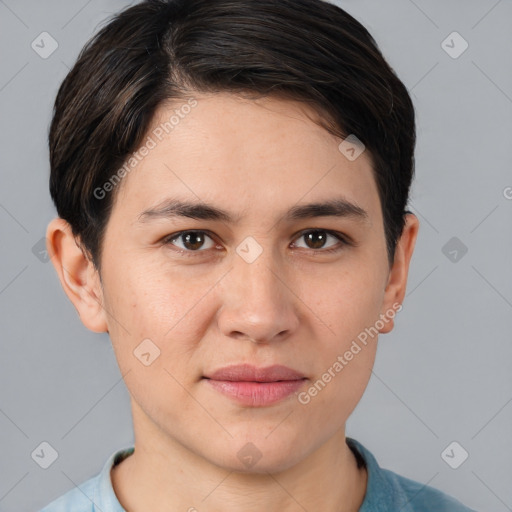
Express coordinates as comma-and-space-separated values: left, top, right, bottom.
49, 0, 416, 272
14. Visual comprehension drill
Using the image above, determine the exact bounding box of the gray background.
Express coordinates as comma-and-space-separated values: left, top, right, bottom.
0, 0, 511, 511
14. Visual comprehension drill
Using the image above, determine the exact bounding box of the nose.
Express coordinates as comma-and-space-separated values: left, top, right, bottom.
216, 247, 300, 345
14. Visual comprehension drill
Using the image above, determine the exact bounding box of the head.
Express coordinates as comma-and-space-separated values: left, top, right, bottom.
47, 0, 419, 472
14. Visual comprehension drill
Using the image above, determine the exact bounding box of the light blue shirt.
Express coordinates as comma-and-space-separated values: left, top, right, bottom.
39, 437, 477, 511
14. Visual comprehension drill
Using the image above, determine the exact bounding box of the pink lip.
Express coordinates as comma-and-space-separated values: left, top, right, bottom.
203, 364, 307, 407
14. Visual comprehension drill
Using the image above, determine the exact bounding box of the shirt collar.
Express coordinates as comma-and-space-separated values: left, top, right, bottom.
94, 446, 134, 511
94, 438, 413, 512
347, 437, 414, 512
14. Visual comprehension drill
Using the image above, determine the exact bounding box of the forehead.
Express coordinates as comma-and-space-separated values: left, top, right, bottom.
113, 92, 381, 224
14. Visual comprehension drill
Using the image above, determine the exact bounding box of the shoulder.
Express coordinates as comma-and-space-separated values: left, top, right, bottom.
346, 437, 478, 512
381, 467, 478, 511
38, 446, 134, 512
38, 474, 97, 511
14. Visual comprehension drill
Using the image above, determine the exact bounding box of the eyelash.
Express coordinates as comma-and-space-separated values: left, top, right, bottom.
161, 229, 352, 257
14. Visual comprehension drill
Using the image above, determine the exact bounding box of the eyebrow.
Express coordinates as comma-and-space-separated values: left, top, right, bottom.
137, 197, 370, 225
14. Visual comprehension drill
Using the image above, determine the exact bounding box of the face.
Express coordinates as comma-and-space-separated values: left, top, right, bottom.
52, 92, 417, 473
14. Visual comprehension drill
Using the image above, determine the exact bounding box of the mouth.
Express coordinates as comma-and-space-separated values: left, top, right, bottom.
202, 364, 307, 407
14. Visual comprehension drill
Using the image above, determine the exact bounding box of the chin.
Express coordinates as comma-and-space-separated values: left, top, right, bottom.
202, 433, 307, 475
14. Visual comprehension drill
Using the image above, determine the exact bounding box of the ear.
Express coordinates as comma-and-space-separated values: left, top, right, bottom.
378, 212, 419, 334
46, 217, 108, 333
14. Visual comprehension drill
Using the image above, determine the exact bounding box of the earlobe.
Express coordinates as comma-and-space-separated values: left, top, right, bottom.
378, 213, 420, 334
46, 217, 108, 333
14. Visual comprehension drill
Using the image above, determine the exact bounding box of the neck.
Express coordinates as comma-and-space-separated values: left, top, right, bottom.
111, 403, 367, 512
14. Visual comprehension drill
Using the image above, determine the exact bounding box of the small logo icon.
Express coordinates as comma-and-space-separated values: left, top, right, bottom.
441, 441, 469, 469
32, 236, 52, 263
31, 32, 58, 59
338, 134, 366, 161
237, 442, 263, 468
442, 237, 468, 263
133, 338, 161, 366
441, 32, 468, 59
236, 236, 263, 263
31, 441, 59, 469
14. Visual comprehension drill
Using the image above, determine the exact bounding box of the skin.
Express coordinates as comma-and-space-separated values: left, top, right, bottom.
47, 92, 419, 512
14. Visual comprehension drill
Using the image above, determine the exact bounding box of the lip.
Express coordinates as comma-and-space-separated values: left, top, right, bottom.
205, 364, 305, 382
203, 364, 307, 407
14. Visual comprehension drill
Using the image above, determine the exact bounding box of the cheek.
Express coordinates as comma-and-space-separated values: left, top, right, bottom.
102, 266, 209, 422
103, 261, 217, 371
298, 278, 380, 422
300, 266, 384, 394
307, 263, 385, 342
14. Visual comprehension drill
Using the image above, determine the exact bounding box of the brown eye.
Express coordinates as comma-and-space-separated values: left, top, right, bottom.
293, 229, 348, 252
304, 230, 330, 249
164, 231, 216, 252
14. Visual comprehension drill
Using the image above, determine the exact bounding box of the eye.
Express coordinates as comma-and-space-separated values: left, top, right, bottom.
163, 230, 218, 253
161, 228, 351, 257
292, 229, 349, 253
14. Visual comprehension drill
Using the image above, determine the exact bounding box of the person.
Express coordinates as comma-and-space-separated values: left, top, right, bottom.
40, 0, 477, 510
